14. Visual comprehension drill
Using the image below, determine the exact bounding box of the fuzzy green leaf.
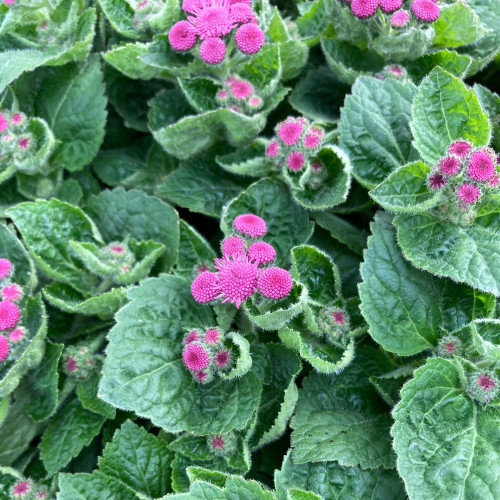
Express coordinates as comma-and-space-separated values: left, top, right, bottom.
433, 3, 484, 48
216, 140, 274, 179
77, 373, 116, 420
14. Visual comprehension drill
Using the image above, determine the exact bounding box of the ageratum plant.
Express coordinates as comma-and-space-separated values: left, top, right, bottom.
1, 0, 500, 499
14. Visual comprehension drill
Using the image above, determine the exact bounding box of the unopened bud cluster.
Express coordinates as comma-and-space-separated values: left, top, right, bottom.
0, 258, 28, 364
182, 327, 234, 383
266, 116, 326, 190
375, 65, 410, 82
62, 342, 103, 380
436, 335, 462, 358
133, 0, 165, 31
191, 214, 293, 309
97, 242, 136, 279
216, 76, 263, 115
10, 478, 49, 499
427, 141, 499, 224
318, 306, 351, 347
207, 431, 237, 455
168, 0, 265, 65
338, 0, 440, 26
0, 111, 34, 168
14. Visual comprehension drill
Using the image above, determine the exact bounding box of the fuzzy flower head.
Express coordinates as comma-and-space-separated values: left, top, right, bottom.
185, 330, 201, 344
457, 183, 481, 205
391, 9, 410, 27
0, 113, 8, 132
199, 37, 226, 64
169, 20, 198, 51
257, 267, 293, 299
183, 341, 211, 371
66, 356, 78, 372
0, 334, 9, 362
436, 335, 462, 358
247, 241, 276, 265
231, 80, 253, 100
214, 255, 259, 308
287, 151, 305, 171
230, 3, 255, 23
331, 310, 346, 325
467, 149, 496, 182
18, 137, 30, 150
439, 156, 461, 177
448, 140, 472, 158
0, 301, 20, 330
428, 173, 447, 190
351, 0, 379, 19
205, 327, 222, 344
235, 23, 265, 54
215, 349, 231, 367
187, 0, 235, 39
233, 213, 267, 238
411, 0, 440, 22
12, 481, 31, 498
216, 76, 262, 115
191, 271, 219, 303
380, 0, 402, 13
266, 141, 280, 158
9, 327, 26, 343
277, 119, 304, 146
222, 235, 246, 257
0, 258, 12, 280
468, 371, 499, 404
182, 0, 204, 13
211, 434, 226, 449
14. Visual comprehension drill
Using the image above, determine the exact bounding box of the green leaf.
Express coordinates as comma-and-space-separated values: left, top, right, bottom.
474, 83, 500, 151
58, 471, 138, 500
360, 213, 494, 355
339, 76, 418, 188
369, 366, 415, 407
296, 0, 329, 45
249, 344, 301, 450
221, 179, 313, 267
43, 283, 128, 319
275, 451, 407, 500
327, 1, 369, 48
77, 373, 116, 419
406, 50, 471, 82
40, 395, 107, 476
97, 0, 138, 39
290, 347, 395, 468
433, 3, 484, 48
371, 27, 435, 62
85, 188, 179, 271
99, 275, 261, 433
394, 212, 500, 297
392, 358, 500, 500
178, 78, 219, 114
8, 199, 101, 294
468, 319, 500, 361
25, 341, 64, 422
33, 56, 107, 172
216, 140, 275, 179
0, 295, 48, 399
238, 44, 281, 96
411, 67, 491, 165
156, 154, 249, 218
98, 420, 173, 498
369, 161, 441, 212
291, 146, 351, 210
185, 466, 229, 489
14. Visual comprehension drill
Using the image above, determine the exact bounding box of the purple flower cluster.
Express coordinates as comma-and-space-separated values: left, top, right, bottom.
168, 0, 265, 65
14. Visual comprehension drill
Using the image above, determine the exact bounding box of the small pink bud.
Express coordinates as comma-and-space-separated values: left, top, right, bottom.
215, 349, 230, 367
448, 140, 471, 158
200, 37, 226, 64
66, 356, 78, 372
439, 156, 461, 176
197, 264, 210, 274
477, 374, 496, 391
235, 23, 265, 54
230, 3, 255, 24
0, 258, 12, 279
185, 330, 200, 344
0, 301, 20, 330
351, 0, 379, 19
109, 245, 125, 254
12, 481, 30, 497
380, 0, 402, 12
287, 151, 305, 171
183, 342, 210, 371
9, 327, 25, 343
0, 335, 9, 362
205, 328, 222, 344
311, 162, 323, 172
467, 149, 496, 182
18, 137, 30, 150
411, 0, 440, 22
258, 267, 293, 299
217, 90, 229, 100
0, 113, 9, 132
233, 213, 267, 238
303, 134, 321, 149
221, 235, 246, 257
231, 80, 253, 100
247, 241, 276, 265
248, 96, 262, 108
191, 271, 219, 303
11, 113, 24, 125
428, 173, 447, 190
331, 310, 346, 325
391, 9, 410, 27
488, 175, 499, 187
457, 182, 481, 205
168, 20, 197, 51
211, 434, 225, 449
266, 141, 280, 158
195, 370, 208, 381
278, 120, 303, 146
215, 256, 259, 308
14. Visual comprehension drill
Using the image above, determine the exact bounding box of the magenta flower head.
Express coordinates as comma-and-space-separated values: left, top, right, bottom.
411, 0, 440, 22
182, 0, 204, 14
191, 271, 219, 303
489, 175, 500, 187
230, 3, 255, 24
222, 235, 246, 257
0, 258, 12, 280
168, 21, 197, 51
467, 149, 496, 182
188, 0, 235, 39
12, 481, 31, 498
277, 119, 304, 146
0, 334, 9, 362
200, 37, 226, 64
231, 80, 253, 100
185, 330, 201, 344
233, 213, 267, 238
448, 140, 472, 158
303, 133, 321, 149
331, 310, 346, 325
247, 241, 276, 265
468, 371, 499, 404
215, 349, 231, 367
211, 434, 226, 449
11, 113, 24, 125
0, 113, 8, 132
0, 301, 20, 330
235, 23, 265, 54
18, 137, 30, 150
266, 141, 280, 158
428, 173, 446, 190
217, 90, 229, 101
457, 183, 481, 205
436, 335, 462, 357
66, 356, 78, 372
391, 9, 410, 27
258, 267, 293, 299
439, 156, 461, 176
2, 284, 22, 301
9, 327, 25, 343
287, 151, 305, 171
205, 327, 222, 344
183, 342, 211, 371
215, 255, 259, 308
248, 96, 262, 109
380, 0, 402, 13
351, 0, 379, 19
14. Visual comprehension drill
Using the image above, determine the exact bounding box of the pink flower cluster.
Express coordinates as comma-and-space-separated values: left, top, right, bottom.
62, 344, 102, 380
182, 327, 232, 383
169, 0, 265, 65
0, 110, 32, 167
98, 241, 135, 277
318, 305, 351, 344
10, 478, 48, 499
0, 258, 26, 363
191, 214, 293, 309
427, 141, 499, 213
340, 0, 439, 25
216, 76, 263, 115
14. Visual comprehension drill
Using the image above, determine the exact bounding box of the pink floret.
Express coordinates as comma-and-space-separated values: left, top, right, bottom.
467, 149, 496, 182
215, 349, 230, 367
215, 256, 259, 308
222, 235, 246, 257
235, 23, 265, 54
0, 335, 9, 362
457, 183, 481, 205
191, 271, 219, 303
205, 328, 221, 344
231, 80, 253, 100
331, 310, 346, 325
278, 121, 303, 146
200, 37, 226, 64
351, 0, 379, 19
9, 327, 25, 343
233, 213, 267, 238
0, 301, 20, 330
287, 151, 305, 171
391, 9, 410, 27
303, 133, 321, 149
411, 0, 440, 22
169, 21, 198, 51
380, 0, 402, 12
439, 156, 461, 176
477, 374, 496, 391
13, 481, 30, 497
185, 331, 200, 344
247, 241, 276, 265
66, 356, 78, 372
183, 343, 211, 371
448, 140, 471, 158
188, 3, 235, 39
11, 113, 24, 125
428, 173, 446, 190
266, 141, 280, 158
1, 284, 22, 301
258, 267, 293, 299
211, 434, 225, 448
0, 258, 12, 280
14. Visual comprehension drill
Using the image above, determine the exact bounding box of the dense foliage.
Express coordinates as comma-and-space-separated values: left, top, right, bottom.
1, 0, 500, 498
